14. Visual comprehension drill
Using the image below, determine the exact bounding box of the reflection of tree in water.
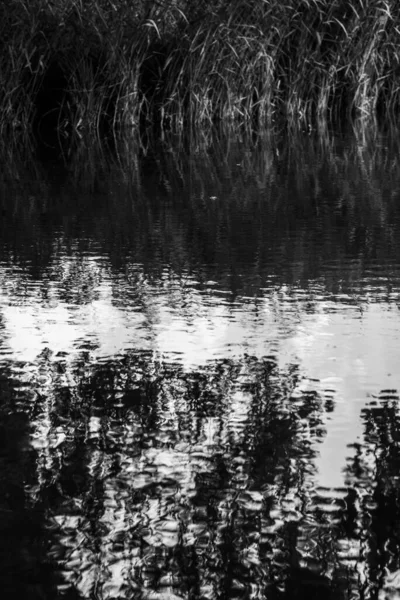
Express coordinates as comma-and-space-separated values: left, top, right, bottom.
0, 364, 56, 599
23, 350, 335, 599
344, 390, 400, 600
6, 348, 393, 599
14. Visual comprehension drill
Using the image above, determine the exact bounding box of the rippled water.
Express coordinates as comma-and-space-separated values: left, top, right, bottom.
1, 127, 400, 599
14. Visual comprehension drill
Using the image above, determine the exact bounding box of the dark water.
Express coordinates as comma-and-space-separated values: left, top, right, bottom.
1, 125, 400, 599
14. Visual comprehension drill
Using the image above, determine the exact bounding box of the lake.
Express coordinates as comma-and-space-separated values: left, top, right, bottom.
1, 124, 400, 599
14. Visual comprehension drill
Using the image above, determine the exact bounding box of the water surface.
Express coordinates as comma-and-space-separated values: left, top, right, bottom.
1, 126, 400, 599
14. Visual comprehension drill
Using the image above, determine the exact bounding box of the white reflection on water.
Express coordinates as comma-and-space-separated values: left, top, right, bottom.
284, 303, 400, 487
1, 261, 400, 489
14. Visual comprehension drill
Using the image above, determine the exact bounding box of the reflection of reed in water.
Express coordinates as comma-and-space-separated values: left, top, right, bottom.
3, 126, 400, 303
278, 522, 344, 600
284, 565, 338, 600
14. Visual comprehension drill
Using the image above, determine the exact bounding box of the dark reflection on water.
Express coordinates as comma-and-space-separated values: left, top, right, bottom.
1, 125, 400, 598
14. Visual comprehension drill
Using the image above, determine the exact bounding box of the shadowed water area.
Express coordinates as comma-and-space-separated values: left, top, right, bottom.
1, 125, 400, 599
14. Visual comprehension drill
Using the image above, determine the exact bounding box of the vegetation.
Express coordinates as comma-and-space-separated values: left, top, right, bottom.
1, 0, 400, 144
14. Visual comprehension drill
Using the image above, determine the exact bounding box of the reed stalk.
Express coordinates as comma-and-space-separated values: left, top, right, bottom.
1, 0, 400, 146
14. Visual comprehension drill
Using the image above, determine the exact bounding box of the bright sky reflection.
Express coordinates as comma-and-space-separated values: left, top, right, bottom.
1, 261, 400, 489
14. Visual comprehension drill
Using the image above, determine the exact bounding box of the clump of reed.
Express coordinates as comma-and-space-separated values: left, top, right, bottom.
1, 0, 400, 145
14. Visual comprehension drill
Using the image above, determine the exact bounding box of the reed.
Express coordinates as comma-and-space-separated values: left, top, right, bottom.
1, 0, 400, 144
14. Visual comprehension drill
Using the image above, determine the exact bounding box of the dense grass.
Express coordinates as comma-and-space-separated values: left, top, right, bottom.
1, 0, 400, 144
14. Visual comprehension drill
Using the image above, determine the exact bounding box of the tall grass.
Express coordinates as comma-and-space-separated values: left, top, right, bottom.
1, 0, 400, 145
